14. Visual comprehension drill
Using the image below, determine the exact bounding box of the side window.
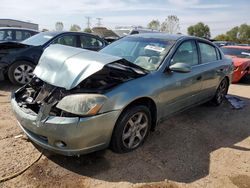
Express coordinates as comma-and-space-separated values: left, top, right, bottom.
2, 30, 13, 41
16, 31, 23, 41
171, 40, 198, 66
80, 36, 103, 48
22, 31, 32, 40
53, 35, 77, 47
0, 31, 5, 41
199, 42, 218, 63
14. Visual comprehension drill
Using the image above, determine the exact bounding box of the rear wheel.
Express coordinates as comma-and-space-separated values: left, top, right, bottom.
110, 105, 151, 153
240, 68, 250, 83
212, 78, 229, 106
8, 61, 35, 85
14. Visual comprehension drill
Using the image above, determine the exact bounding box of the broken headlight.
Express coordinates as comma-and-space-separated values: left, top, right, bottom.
56, 94, 107, 116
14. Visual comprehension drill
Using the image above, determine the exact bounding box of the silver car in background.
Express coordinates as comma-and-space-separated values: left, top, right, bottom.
11, 34, 233, 156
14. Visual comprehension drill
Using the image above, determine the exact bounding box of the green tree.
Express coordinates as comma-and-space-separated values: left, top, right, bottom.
214, 24, 250, 43
161, 15, 180, 34
83, 28, 92, 33
55, 22, 64, 31
187, 22, 211, 38
238, 24, 250, 43
70, 24, 81, 32
214, 34, 230, 41
147, 20, 160, 30
226, 26, 239, 41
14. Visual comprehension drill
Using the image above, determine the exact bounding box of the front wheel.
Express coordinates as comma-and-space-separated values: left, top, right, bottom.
8, 61, 35, 85
212, 78, 229, 106
110, 105, 151, 153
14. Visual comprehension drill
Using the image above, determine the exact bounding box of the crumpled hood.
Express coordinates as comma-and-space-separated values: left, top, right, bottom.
34, 44, 122, 90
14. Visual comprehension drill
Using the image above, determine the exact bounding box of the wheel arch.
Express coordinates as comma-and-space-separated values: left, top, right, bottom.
224, 75, 230, 85
118, 97, 158, 131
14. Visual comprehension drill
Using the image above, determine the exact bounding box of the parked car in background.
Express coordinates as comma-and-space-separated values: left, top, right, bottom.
11, 34, 233, 156
0, 31, 108, 84
0, 27, 38, 43
213, 41, 236, 48
237, 44, 250, 46
113, 26, 159, 37
221, 46, 250, 83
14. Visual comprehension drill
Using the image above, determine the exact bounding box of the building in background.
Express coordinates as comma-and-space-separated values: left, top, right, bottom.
92, 27, 119, 43
0, 19, 38, 30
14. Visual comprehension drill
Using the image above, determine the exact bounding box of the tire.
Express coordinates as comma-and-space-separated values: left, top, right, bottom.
110, 105, 151, 153
212, 78, 229, 106
240, 69, 250, 84
8, 61, 35, 85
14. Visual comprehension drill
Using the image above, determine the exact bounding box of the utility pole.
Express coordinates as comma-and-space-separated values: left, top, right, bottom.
85, 16, 91, 28
96, 18, 102, 27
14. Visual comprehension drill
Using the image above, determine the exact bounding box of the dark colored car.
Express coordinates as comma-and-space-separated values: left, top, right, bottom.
0, 27, 38, 43
0, 31, 108, 85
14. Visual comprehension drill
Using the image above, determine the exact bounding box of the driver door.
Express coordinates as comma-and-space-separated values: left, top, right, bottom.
158, 40, 204, 118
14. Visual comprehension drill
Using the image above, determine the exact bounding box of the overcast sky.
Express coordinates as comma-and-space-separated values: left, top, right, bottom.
1, 0, 249, 37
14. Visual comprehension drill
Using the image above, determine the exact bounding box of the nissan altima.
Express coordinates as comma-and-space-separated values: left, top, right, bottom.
11, 34, 233, 156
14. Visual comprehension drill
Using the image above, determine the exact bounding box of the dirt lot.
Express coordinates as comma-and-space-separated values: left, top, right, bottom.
0, 80, 250, 188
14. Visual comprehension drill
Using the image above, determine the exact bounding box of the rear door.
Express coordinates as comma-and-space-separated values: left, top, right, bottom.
196, 41, 225, 99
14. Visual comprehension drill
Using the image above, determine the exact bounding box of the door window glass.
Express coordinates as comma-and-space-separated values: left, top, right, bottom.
23, 31, 32, 40
16, 31, 23, 41
171, 41, 198, 66
53, 35, 77, 47
80, 36, 103, 48
0, 31, 5, 41
0, 30, 13, 41
199, 42, 218, 63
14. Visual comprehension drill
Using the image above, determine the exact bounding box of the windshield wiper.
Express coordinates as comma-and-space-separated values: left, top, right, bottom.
109, 61, 148, 75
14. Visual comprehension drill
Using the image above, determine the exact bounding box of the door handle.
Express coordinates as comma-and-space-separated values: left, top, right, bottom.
196, 76, 202, 80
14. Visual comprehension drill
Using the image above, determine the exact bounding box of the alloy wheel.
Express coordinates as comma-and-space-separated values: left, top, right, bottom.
216, 79, 228, 104
122, 112, 149, 149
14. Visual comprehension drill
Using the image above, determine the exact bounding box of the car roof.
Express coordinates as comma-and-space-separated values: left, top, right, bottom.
127, 33, 214, 43
41, 31, 101, 38
0, 27, 38, 32
223, 45, 250, 50
128, 33, 186, 41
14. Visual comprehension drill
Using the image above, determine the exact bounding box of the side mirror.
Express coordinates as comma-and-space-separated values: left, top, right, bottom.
169, 63, 191, 73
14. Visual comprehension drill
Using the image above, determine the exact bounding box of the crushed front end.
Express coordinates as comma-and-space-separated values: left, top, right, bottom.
11, 78, 121, 156
11, 44, 146, 156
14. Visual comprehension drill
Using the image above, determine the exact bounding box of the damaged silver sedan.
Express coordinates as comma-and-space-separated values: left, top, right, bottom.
11, 34, 233, 156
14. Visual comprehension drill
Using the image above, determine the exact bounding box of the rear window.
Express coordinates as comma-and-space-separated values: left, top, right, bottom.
80, 36, 103, 48
221, 48, 250, 59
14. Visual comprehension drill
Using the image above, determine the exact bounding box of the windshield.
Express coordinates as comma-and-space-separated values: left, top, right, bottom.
221, 48, 250, 59
100, 36, 175, 71
22, 32, 56, 46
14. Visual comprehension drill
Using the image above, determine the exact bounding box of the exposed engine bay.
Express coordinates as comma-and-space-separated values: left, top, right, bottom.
15, 62, 146, 117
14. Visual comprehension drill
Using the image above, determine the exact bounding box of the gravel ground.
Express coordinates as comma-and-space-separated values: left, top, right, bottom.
0, 80, 250, 188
